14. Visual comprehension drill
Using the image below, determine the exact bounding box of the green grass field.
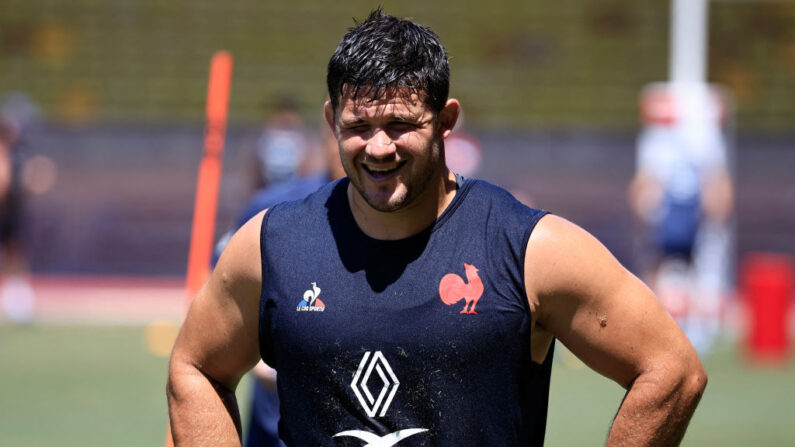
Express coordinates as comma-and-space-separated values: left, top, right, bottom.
1, 324, 793, 446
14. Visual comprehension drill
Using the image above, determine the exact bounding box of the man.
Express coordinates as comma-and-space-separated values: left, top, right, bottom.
168, 8, 706, 446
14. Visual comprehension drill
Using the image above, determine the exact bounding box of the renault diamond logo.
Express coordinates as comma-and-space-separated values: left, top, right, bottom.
335, 351, 426, 444
350, 351, 399, 418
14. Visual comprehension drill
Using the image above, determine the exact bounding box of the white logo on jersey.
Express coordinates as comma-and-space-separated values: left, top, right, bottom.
296, 281, 325, 312
351, 351, 399, 418
333, 428, 428, 447
332, 351, 428, 445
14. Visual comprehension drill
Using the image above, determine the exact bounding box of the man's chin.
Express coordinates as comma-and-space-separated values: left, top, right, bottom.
362, 190, 408, 213
364, 198, 402, 213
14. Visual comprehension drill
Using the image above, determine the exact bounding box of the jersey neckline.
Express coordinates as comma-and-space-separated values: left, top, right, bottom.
332, 175, 476, 247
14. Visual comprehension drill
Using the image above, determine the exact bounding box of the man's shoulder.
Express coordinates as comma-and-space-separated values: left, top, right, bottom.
462, 177, 546, 217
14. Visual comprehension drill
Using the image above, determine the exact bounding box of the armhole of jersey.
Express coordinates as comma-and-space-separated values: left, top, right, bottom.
521, 210, 553, 369
258, 207, 275, 365
520, 210, 551, 322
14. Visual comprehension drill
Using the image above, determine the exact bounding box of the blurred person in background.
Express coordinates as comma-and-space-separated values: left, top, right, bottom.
169, 9, 706, 446
0, 93, 42, 324
628, 86, 734, 353
247, 96, 313, 195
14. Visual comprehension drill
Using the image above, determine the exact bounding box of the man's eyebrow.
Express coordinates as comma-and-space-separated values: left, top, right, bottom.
392, 114, 420, 122
397, 109, 436, 123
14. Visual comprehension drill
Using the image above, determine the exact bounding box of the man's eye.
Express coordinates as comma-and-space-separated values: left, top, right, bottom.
390, 122, 415, 131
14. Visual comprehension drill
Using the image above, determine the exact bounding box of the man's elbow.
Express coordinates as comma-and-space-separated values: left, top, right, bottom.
166, 357, 192, 408
166, 354, 209, 407
682, 360, 708, 404
644, 351, 707, 407
656, 348, 708, 411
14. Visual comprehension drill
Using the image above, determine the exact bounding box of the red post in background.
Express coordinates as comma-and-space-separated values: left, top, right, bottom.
741, 253, 794, 363
184, 50, 233, 308
166, 50, 233, 447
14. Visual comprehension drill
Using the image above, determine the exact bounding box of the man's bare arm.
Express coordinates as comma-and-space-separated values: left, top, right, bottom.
525, 215, 707, 446
167, 211, 266, 446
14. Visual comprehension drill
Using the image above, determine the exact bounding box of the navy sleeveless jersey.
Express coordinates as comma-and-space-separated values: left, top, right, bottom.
258, 177, 553, 446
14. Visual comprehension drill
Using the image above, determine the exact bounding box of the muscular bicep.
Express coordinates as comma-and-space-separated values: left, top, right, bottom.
525, 215, 693, 389
170, 211, 266, 391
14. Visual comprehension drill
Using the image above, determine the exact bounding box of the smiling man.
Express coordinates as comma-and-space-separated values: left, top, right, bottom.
167, 8, 706, 446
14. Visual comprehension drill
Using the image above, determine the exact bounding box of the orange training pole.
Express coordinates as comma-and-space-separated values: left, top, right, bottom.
184, 50, 233, 308
166, 50, 233, 447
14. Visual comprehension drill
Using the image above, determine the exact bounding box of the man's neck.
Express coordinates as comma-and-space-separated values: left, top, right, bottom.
347, 170, 459, 241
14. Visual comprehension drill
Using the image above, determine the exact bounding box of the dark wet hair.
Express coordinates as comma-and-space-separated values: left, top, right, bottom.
326, 7, 450, 117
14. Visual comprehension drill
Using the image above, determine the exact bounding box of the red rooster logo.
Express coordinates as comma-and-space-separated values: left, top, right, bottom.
438, 263, 484, 314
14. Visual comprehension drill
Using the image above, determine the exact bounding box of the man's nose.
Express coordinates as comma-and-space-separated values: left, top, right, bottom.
365, 128, 396, 159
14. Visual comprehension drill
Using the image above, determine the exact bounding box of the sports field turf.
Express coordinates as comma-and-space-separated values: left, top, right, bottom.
1, 324, 793, 446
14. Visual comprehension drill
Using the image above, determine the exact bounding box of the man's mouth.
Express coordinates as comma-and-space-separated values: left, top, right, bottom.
363, 162, 405, 181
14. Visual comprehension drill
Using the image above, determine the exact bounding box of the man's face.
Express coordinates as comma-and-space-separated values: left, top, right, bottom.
327, 88, 447, 213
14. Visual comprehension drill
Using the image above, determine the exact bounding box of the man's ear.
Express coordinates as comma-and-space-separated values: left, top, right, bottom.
323, 100, 337, 137
437, 99, 461, 139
